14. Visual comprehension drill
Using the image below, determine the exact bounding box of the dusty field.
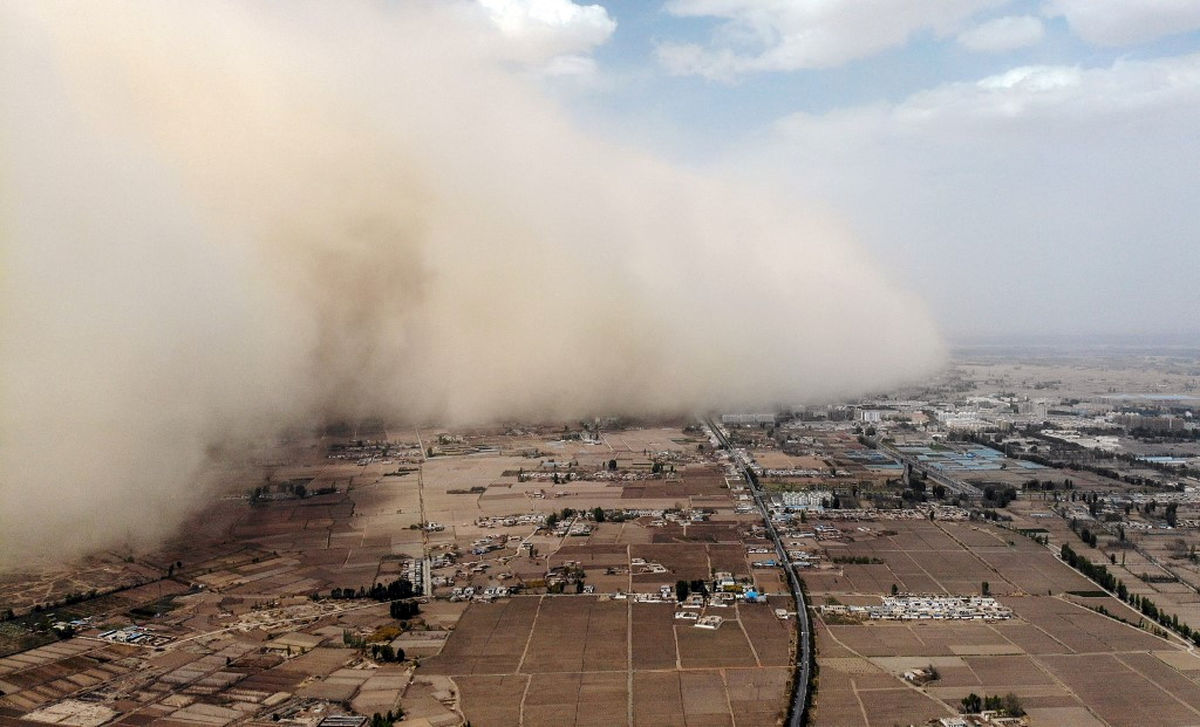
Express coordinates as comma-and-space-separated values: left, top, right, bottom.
806, 518, 1200, 726
425, 595, 790, 726
421, 597, 540, 675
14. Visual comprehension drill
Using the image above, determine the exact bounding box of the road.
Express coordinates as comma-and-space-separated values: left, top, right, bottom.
706, 418, 812, 727
873, 439, 983, 499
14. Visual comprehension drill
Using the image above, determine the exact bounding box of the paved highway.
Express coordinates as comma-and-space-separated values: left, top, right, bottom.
874, 439, 983, 499
706, 418, 812, 726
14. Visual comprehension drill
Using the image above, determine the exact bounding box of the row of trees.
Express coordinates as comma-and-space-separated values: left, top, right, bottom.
1022, 478, 1075, 491
1060, 542, 1200, 646
970, 428, 1196, 486
960, 692, 1023, 716
1060, 543, 1120, 592
327, 577, 416, 601
546, 506, 621, 528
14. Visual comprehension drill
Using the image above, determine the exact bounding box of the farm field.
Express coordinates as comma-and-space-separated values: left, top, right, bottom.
804, 519, 1200, 726
423, 595, 793, 727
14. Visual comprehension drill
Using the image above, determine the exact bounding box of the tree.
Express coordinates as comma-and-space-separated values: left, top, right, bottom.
675, 580, 689, 602
890, 583, 899, 596
981, 581, 990, 596
390, 600, 420, 619
592, 507, 605, 523
960, 693, 982, 714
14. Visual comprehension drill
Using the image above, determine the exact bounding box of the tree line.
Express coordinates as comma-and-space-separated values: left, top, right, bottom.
1060, 542, 1200, 646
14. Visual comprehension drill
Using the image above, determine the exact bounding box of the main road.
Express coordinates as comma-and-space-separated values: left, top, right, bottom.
873, 439, 983, 499
705, 418, 813, 727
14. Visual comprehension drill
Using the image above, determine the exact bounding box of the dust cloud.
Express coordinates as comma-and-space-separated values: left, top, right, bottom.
0, 1, 943, 565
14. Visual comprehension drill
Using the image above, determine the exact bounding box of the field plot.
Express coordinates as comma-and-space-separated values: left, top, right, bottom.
806, 518, 1200, 726
631, 603, 676, 669
675, 618, 757, 669
630, 544, 712, 586
519, 597, 627, 673
524, 671, 627, 727
421, 597, 540, 675
455, 675, 526, 726
427, 595, 789, 726
739, 601, 792, 667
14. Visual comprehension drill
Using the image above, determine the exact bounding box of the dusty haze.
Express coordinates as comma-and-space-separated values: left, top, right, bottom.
0, 1, 944, 566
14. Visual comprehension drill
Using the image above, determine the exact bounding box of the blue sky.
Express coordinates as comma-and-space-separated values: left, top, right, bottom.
521, 1, 1200, 146
477, 0, 1200, 339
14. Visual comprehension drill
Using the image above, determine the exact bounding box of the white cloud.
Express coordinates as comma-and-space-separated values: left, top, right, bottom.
539, 53, 598, 77
476, 0, 615, 63
956, 15, 1044, 52
656, 0, 1004, 80
765, 52, 1200, 335
1045, 0, 1200, 47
